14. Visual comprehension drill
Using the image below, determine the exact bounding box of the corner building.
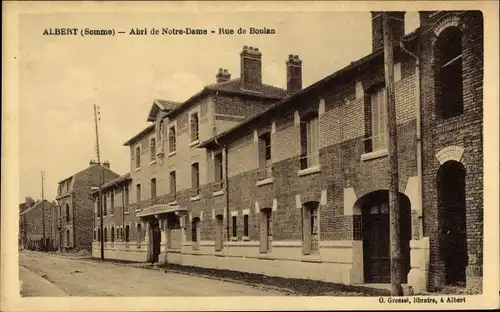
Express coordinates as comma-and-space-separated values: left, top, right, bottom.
92, 11, 483, 294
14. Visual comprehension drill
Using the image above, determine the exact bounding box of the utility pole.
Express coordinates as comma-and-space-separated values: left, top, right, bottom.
41, 171, 46, 251
383, 12, 403, 296
94, 104, 105, 260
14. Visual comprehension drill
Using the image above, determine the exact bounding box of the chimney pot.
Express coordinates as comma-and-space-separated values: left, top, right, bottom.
216, 68, 231, 83
243, 45, 248, 50
286, 53, 302, 95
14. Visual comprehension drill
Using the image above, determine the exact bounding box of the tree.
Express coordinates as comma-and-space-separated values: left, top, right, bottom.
25, 196, 36, 207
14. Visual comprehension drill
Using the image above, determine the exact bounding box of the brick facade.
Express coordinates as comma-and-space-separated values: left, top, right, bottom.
90, 11, 483, 293
19, 200, 58, 251
419, 11, 483, 291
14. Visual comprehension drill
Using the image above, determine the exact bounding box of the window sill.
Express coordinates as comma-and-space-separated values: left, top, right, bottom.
189, 195, 201, 202
242, 236, 250, 241
212, 189, 224, 197
300, 254, 322, 263
110, 214, 114, 217
168, 200, 178, 206
231, 237, 238, 242
149, 160, 156, 166
361, 149, 388, 161
124, 211, 129, 215
103, 216, 107, 219
256, 177, 274, 186
298, 165, 321, 177
134, 167, 141, 172
189, 140, 200, 147
168, 151, 176, 157
135, 209, 142, 212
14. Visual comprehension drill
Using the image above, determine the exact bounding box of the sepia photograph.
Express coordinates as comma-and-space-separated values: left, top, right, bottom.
2, 1, 499, 311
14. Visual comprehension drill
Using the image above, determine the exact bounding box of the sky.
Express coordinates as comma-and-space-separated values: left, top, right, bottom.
18, 10, 419, 203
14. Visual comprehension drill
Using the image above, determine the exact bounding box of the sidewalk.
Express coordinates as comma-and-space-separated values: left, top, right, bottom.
19, 266, 68, 297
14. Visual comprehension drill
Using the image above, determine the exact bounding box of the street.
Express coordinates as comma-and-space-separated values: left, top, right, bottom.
19, 251, 285, 296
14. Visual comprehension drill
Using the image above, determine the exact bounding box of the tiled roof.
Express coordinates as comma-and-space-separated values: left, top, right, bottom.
123, 123, 155, 146
154, 99, 181, 111
20, 200, 51, 216
205, 78, 288, 99
91, 173, 132, 193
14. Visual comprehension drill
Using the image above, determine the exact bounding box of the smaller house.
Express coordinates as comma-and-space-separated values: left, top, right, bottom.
19, 200, 58, 251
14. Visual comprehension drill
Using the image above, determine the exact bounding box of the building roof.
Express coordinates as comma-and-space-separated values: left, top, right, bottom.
58, 163, 120, 185
20, 199, 51, 216
124, 78, 287, 146
123, 123, 155, 146
147, 99, 182, 122
90, 173, 132, 194
199, 30, 420, 149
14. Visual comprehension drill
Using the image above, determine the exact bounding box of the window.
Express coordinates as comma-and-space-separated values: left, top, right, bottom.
300, 113, 320, 169
435, 27, 463, 118
258, 132, 272, 179
66, 229, 70, 246
260, 209, 272, 253
151, 178, 157, 199
215, 215, 224, 251
125, 225, 130, 242
232, 216, 237, 238
94, 229, 96, 241
135, 146, 141, 168
98, 228, 101, 242
103, 194, 107, 216
65, 204, 70, 222
243, 215, 249, 237
136, 184, 141, 202
104, 228, 108, 242
111, 226, 115, 242
168, 126, 176, 153
370, 87, 388, 152
169, 171, 176, 195
191, 163, 200, 195
110, 192, 115, 215
150, 138, 156, 161
190, 112, 199, 142
214, 152, 224, 191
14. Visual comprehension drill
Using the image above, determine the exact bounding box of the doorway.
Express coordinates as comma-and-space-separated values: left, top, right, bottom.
438, 160, 467, 286
149, 218, 161, 263
361, 191, 411, 283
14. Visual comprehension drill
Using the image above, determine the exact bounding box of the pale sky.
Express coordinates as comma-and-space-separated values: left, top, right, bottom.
19, 11, 419, 203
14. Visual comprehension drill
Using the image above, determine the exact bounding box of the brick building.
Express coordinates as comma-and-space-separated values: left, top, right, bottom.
56, 161, 120, 253
91, 46, 288, 262
91, 11, 483, 293
19, 199, 58, 251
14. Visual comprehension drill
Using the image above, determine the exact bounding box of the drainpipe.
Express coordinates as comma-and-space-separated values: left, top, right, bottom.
122, 184, 125, 242
399, 41, 423, 239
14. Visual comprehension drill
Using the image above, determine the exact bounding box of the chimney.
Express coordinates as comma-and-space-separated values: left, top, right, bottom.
102, 161, 110, 169
371, 11, 406, 52
240, 46, 262, 91
286, 54, 302, 95
216, 68, 231, 83
89, 160, 96, 167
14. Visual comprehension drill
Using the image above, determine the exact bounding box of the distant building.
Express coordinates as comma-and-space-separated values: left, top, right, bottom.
19, 199, 58, 251
55, 161, 120, 253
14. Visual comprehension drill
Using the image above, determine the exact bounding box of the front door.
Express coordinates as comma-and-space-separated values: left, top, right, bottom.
152, 219, 161, 263
363, 203, 390, 283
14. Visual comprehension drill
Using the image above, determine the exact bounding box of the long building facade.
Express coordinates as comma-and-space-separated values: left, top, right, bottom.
92, 10, 483, 294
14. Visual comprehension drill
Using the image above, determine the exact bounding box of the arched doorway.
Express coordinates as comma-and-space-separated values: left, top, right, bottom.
358, 190, 411, 283
437, 160, 467, 286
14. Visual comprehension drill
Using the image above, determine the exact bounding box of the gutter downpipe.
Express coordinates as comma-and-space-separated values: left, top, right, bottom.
400, 41, 424, 239
214, 136, 230, 252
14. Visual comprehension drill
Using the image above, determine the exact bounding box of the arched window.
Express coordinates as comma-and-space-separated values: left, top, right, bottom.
435, 27, 463, 118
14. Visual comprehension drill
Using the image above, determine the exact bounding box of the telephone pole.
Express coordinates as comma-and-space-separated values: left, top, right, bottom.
41, 171, 46, 250
94, 104, 105, 260
383, 12, 403, 296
